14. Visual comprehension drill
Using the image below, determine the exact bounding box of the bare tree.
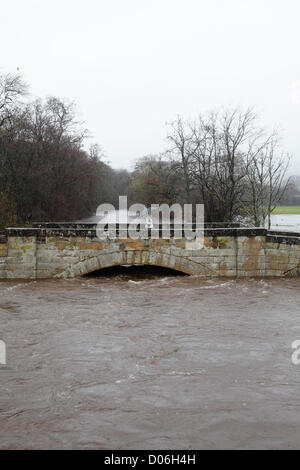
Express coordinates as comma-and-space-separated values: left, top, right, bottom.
244, 137, 290, 228
165, 108, 291, 225
0, 72, 28, 128
166, 116, 196, 203
188, 108, 265, 221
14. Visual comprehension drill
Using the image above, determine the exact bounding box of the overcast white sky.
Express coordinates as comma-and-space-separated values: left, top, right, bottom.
2, 0, 300, 173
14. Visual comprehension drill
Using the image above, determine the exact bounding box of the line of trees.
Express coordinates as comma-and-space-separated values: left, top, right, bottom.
129, 110, 291, 228
0, 71, 292, 229
163, 110, 291, 228
0, 71, 132, 227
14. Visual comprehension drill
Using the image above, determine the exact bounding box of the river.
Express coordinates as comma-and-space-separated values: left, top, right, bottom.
1, 266, 300, 449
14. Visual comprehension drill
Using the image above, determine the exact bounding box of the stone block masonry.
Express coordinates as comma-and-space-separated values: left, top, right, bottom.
0, 226, 300, 278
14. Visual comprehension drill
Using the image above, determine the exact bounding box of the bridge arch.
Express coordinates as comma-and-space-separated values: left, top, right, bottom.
55, 249, 209, 278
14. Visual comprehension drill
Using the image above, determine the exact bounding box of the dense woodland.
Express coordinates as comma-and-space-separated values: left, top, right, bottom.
0, 71, 295, 229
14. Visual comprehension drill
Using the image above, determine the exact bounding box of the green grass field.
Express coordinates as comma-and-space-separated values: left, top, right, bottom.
272, 206, 300, 214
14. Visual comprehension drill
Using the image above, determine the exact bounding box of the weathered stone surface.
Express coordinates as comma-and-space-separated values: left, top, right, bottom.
1, 227, 300, 278
6, 236, 37, 279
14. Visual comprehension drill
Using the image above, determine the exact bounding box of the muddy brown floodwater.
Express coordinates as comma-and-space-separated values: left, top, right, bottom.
1, 265, 300, 449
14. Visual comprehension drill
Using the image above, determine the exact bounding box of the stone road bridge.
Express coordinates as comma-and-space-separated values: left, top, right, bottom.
0, 222, 300, 279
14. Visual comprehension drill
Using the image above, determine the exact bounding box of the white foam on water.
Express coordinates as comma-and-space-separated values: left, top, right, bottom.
5, 281, 36, 291
198, 281, 233, 290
